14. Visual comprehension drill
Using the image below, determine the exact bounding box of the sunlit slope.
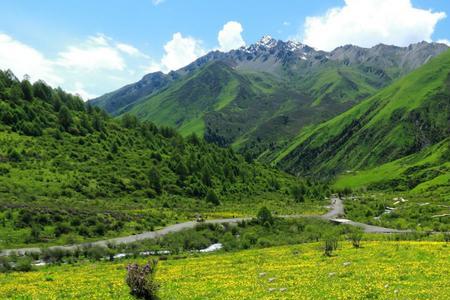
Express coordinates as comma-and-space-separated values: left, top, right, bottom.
334, 138, 450, 196
125, 61, 244, 136
278, 50, 450, 179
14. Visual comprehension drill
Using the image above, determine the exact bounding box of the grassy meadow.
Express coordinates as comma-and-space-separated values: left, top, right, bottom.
0, 241, 448, 299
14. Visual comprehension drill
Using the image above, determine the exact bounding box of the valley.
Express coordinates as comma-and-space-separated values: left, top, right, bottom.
1, 2, 450, 298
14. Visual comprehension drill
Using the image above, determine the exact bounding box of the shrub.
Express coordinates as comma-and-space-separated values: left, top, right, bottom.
348, 227, 363, 248
0, 257, 12, 273
126, 260, 159, 300
15, 256, 33, 272
257, 207, 274, 227
41, 248, 68, 264
205, 189, 220, 206
85, 245, 107, 261
323, 231, 339, 256
291, 184, 306, 202
444, 232, 450, 243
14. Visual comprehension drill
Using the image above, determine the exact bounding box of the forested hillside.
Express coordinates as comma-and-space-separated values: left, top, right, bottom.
0, 69, 327, 248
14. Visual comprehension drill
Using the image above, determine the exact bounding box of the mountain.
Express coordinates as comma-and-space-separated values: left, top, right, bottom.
0, 69, 296, 204
0, 69, 310, 246
90, 37, 448, 160
88, 71, 177, 115
276, 49, 450, 194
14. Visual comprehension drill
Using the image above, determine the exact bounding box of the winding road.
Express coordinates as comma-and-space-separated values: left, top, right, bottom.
0, 196, 410, 256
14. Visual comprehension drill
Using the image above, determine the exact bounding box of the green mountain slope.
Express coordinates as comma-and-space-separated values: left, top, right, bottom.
124, 61, 245, 136
0, 69, 325, 248
277, 50, 450, 188
89, 72, 175, 115
92, 39, 447, 161
334, 138, 450, 196
122, 60, 393, 162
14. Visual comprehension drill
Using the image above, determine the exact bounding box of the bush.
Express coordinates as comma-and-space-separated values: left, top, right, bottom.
323, 231, 339, 256
85, 245, 107, 261
41, 248, 68, 263
0, 257, 12, 273
348, 227, 363, 248
126, 260, 159, 300
15, 256, 33, 272
205, 189, 220, 206
444, 232, 450, 243
291, 184, 306, 202
257, 207, 274, 227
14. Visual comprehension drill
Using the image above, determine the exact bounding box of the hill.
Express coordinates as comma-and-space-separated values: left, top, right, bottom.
0, 69, 325, 248
277, 49, 450, 194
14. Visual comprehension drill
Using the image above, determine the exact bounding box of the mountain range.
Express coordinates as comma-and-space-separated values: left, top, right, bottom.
90, 37, 448, 162
91, 37, 450, 193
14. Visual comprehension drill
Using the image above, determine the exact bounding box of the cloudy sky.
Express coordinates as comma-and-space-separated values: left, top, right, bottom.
1, 0, 449, 99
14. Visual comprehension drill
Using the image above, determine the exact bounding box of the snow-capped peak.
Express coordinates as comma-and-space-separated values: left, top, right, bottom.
257, 35, 277, 48
286, 40, 305, 51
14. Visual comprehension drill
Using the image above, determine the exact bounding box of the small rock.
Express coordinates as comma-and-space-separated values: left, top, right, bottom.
343, 262, 351, 267
268, 277, 276, 282
328, 272, 336, 277
394, 289, 399, 294
279, 288, 287, 292
384, 284, 389, 289
268, 288, 276, 292
259, 272, 266, 277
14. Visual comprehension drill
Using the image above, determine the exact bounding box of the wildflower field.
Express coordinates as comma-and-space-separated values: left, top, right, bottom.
0, 241, 448, 299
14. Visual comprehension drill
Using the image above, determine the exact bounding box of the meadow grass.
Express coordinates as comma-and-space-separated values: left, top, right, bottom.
0, 241, 448, 299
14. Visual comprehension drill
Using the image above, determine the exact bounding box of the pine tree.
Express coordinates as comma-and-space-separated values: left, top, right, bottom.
58, 105, 73, 131
206, 189, 220, 206
149, 168, 162, 194
21, 80, 33, 101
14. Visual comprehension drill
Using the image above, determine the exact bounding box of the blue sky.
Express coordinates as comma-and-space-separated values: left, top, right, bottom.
1, 0, 449, 99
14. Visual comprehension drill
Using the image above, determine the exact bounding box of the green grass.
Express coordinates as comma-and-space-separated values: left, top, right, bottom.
277, 49, 450, 180
334, 138, 450, 194
213, 77, 240, 111
127, 61, 243, 136
1, 241, 448, 299
178, 117, 205, 136
342, 193, 450, 231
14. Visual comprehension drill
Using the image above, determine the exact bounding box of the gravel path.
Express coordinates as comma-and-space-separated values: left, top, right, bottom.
321, 197, 411, 233
0, 196, 410, 256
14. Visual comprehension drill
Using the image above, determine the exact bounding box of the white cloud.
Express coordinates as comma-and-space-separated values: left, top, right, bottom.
70, 82, 97, 99
116, 43, 150, 59
57, 35, 126, 71
159, 32, 206, 72
144, 60, 164, 73
218, 21, 246, 52
437, 39, 450, 46
0, 33, 62, 86
0, 32, 154, 100
88, 34, 110, 46
301, 0, 446, 51
147, 21, 246, 73
152, 0, 165, 5
116, 43, 139, 56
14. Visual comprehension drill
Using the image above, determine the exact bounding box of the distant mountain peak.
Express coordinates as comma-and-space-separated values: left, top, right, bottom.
258, 35, 277, 47
285, 40, 305, 51
240, 36, 309, 56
